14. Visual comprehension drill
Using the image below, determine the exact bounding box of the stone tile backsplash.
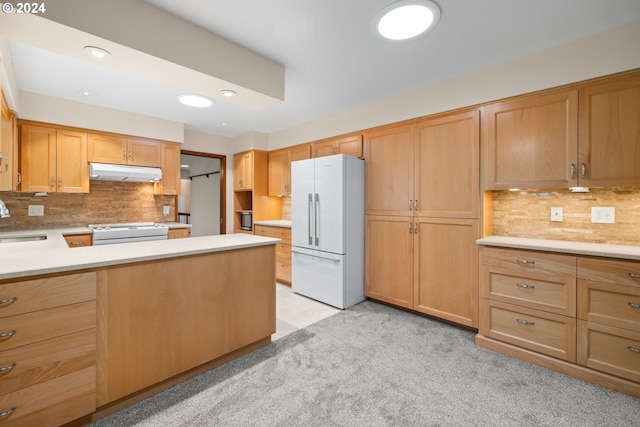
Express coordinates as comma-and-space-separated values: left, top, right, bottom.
0, 181, 176, 231
489, 187, 640, 246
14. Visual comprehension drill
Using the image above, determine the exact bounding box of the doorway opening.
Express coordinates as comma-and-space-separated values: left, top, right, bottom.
178, 150, 226, 236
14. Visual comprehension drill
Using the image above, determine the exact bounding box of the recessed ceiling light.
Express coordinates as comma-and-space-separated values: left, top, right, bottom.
78, 90, 94, 96
177, 94, 214, 108
220, 90, 237, 97
374, 0, 441, 41
84, 46, 112, 59
221, 122, 229, 126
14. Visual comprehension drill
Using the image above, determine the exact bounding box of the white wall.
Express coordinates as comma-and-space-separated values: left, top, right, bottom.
268, 21, 640, 150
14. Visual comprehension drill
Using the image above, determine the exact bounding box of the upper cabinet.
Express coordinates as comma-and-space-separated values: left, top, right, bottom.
578, 72, 640, 187
483, 89, 578, 190
233, 150, 254, 190
88, 134, 161, 167
0, 89, 18, 191
20, 124, 89, 193
483, 69, 640, 190
269, 144, 311, 196
313, 134, 363, 158
154, 142, 181, 195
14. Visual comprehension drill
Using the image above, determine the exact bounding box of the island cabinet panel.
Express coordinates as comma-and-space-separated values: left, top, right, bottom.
578, 72, 640, 187
483, 89, 578, 190
96, 245, 276, 405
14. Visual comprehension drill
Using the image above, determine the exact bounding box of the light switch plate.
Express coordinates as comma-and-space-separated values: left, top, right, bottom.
591, 207, 615, 224
28, 205, 44, 216
163, 205, 170, 215
550, 207, 563, 222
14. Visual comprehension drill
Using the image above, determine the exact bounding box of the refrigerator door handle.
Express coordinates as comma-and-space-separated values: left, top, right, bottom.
308, 193, 313, 245
314, 193, 320, 247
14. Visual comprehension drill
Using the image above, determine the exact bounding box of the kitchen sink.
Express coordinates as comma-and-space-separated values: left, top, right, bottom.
0, 234, 47, 243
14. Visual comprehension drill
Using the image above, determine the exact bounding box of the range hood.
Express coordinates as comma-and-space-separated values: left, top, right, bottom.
89, 163, 162, 182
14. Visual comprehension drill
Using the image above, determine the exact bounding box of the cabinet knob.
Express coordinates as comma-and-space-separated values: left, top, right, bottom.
570, 163, 575, 180
516, 258, 535, 265
628, 346, 640, 354
629, 302, 640, 309
0, 329, 16, 339
0, 297, 17, 306
629, 273, 640, 280
515, 318, 535, 326
516, 283, 535, 289
0, 406, 17, 419
0, 361, 17, 374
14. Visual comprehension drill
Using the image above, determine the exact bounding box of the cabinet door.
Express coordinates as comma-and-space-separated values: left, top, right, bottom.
20, 124, 56, 192
364, 124, 415, 215
87, 133, 127, 165
126, 138, 161, 167
313, 140, 336, 157
0, 92, 16, 191
56, 129, 89, 193
156, 142, 181, 195
414, 218, 479, 328
416, 110, 479, 218
483, 90, 578, 189
579, 72, 640, 187
336, 134, 363, 158
234, 151, 253, 190
365, 215, 414, 309
268, 148, 290, 196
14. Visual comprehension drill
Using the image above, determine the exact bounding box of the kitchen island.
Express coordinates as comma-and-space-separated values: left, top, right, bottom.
0, 230, 279, 426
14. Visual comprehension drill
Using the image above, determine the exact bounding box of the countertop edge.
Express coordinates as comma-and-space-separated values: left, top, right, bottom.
477, 236, 640, 261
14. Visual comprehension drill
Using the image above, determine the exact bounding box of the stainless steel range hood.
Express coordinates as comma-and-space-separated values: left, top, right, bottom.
89, 163, 162, 182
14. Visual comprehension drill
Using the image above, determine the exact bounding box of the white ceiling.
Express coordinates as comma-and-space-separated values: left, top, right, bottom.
3, 0, 640, 138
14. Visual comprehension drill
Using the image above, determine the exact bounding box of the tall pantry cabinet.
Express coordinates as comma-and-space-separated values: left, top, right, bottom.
364, 109, 480, 328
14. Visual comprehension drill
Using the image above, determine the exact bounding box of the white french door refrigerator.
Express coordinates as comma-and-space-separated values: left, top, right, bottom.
291, 154, 365, 309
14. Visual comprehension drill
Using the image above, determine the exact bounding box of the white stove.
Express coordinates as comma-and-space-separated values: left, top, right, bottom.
89, 222, 169, 245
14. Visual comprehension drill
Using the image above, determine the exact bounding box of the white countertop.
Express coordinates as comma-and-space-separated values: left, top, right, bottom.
0, 228, 279, 281
477, 236, 640, 261
253, 220, 292, 228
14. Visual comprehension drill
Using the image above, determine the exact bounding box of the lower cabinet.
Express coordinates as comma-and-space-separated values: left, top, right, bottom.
254, 224, 291, 285
0, 272, 96, 427
365, 216, 479, 328
167, 227, 190, 239
477, 245, 640, 398
96, 245, 275, 405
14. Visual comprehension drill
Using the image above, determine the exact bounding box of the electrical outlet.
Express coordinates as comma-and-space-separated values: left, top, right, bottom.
28, 205, 44, 216
163, 205, 170, 215
591, 207, 615, 224
550, 207, 563, 222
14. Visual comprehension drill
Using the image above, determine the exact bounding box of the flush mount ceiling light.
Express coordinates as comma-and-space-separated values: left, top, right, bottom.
220, 90, 237, 98
78, 90, 94, 96
374, 0, 441, 41
177, 94, 214, 108
83, 45, 111, 59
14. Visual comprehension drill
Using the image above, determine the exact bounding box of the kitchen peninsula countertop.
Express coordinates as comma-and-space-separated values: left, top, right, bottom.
477, 236, 640, 261
0, 227, 279, 281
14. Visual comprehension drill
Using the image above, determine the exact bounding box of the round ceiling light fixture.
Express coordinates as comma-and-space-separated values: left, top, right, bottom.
177, 94, 214, 108
84, 46, 112, 59
220, 89, 237, 97
374, 0, 441, 41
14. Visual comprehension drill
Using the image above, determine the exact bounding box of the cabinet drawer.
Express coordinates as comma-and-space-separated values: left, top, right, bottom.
481, 247, 576, 276
0, 272, 96, 318
167, 228, 190, 239
0, 366, 95, 427
0, 329, 95, 395
577, 279, 640, 331
0, 301, 95, 352
276, 242, 291, 256
577, 320, 640, 383
276, 254, 292, 284
254, 225, 291, 242
480, 300, 576, 362
578, 257, 640, 287
63, 233, 92, 248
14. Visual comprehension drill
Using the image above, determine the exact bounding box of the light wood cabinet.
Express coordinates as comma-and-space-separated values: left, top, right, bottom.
578, 72, 640, 187
364, 110, 480, 328
233, 150, 281, 233
0, 89, 18, 191
88, 133, 161, 167
255, 224, 291, 284
63, 233, 93, 247
0, 272, 96, 426
483, 89, 578, 190
154, 142, 181, 195
96, 245, 275, 405
20, 124, 89, 193
268, 144, 311, 196
167, 227, 190, 239
313, 134, 362, 158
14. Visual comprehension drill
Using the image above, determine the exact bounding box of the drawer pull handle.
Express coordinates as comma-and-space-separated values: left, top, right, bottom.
516, 318, 535, 326
516, 283, 535, 289
0, 362, 16, 374
0, 330, 16, 340
629, 273, 640, 279
0, 297, 17, 306
629, 302, 640, 309
516, 259, 535, 265
628, 346, 640, 354
0, 406, 16, 419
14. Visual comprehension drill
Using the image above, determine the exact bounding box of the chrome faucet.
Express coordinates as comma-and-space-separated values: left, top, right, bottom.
0, 199, 9, 218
